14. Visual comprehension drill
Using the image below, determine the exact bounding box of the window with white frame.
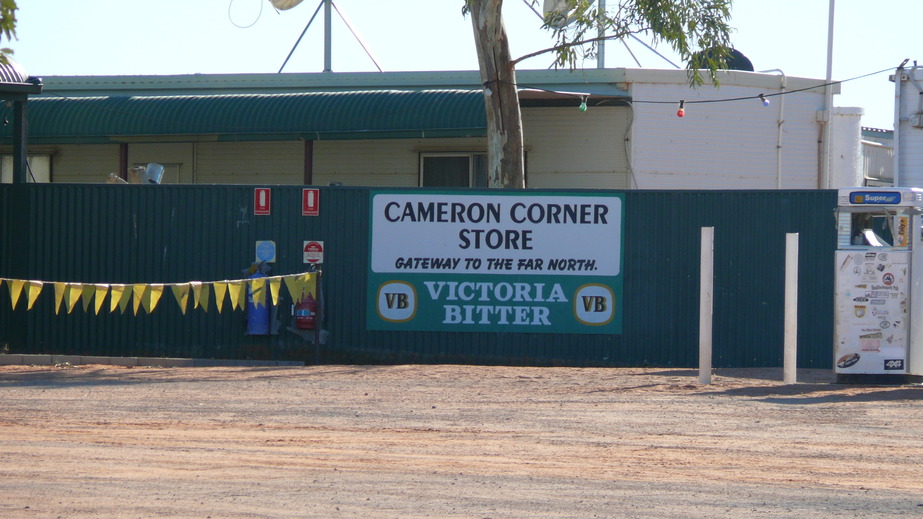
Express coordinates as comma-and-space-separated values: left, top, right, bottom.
1, 154, 51, 183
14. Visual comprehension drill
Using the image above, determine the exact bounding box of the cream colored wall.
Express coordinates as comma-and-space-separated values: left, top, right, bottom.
312, 137, 485, 186
17, 105, 633, 187
195, 141, 304, 184
522, 106, 631, 189
46, 144, 120, 183
127, 143, 195, 184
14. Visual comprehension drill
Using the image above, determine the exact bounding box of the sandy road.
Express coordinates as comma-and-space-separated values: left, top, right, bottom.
0, 364, 921, 518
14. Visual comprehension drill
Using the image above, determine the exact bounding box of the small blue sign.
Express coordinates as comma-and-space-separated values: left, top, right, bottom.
849, 191, 901, 205
255, 240, 276, 263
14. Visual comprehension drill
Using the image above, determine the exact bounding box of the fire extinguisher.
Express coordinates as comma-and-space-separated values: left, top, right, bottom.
295, 292, 316, 330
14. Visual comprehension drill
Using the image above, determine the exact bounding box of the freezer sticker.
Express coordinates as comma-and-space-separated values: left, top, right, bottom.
884, 359, 904, 371
837, 353, 860, 369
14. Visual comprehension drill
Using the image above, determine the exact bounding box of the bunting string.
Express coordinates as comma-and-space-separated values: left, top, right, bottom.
0, 272, 316, 316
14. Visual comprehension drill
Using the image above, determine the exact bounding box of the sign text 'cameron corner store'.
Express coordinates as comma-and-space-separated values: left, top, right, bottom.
367, 192, 624, 334
370, 193, 621, 276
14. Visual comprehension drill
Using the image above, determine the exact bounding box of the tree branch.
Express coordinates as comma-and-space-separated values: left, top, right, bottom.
511, 30, 649, 66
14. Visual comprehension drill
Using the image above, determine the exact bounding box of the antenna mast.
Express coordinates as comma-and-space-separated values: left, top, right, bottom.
323, 0, 332, 72
277, 0, 382, 73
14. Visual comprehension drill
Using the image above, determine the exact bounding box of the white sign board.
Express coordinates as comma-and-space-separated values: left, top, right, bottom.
370, 193, 621, 276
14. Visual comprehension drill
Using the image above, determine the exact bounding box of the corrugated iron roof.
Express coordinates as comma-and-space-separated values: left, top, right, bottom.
0, 89, 488, 144
0, 57, 29, 83
0, 56, 43, 98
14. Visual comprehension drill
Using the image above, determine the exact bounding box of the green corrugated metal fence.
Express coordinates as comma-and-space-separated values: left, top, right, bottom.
0, 184, 836, 368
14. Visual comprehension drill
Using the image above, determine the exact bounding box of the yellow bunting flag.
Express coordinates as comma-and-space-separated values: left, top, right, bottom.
132, 284, 147, 315
109, 284, 126, 313
190, 282, 202, 309
302, 274, 316, 298
213, 282, 228, 313
81, 284, 96, 312
171, 283, 190, 314
54, 282, 67, 315
269, 277, 282, 306
228, 280, 244, 311
7, 279, 24, 309
65, 283, 83, 314
191, 282, 210, 312
283, 274, 307, 302
236, 280, 248, 310
26, 281, 43, 310
250, 277, 266, 308
143, 284, 164, 314
93, 285, 108, 315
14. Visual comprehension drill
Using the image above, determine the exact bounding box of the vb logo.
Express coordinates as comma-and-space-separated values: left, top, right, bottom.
385, 292, 410, 309
377, 281, 417, 323
574, 284, 615, 325
581, 296, 608, 313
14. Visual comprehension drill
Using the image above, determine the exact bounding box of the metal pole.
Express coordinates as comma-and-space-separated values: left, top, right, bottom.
783, 233, 799, 384
12, 99, 27, 184
699, 227, 714, 384
820, 0, 835, 188
597, 0, 606, 69
323, 0, 332, 72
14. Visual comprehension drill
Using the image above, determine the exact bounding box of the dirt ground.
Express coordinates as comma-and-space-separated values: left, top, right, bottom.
0, 364, 921, 518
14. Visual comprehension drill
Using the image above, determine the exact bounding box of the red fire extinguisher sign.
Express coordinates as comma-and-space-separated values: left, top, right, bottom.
302, 188, 320, 216
254, 188, 271, 215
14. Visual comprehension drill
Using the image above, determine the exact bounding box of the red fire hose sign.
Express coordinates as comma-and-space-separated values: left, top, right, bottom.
303, 240, 324, 264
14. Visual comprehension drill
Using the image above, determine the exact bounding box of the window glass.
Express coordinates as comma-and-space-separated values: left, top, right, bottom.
1, 155, 51, 183
848, 211, 909, 248
421, 156, 470, 187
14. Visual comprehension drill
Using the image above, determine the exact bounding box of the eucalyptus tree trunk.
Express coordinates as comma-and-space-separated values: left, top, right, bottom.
467, 0, 525, 188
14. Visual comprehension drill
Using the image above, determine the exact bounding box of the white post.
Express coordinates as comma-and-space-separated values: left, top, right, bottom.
783, 233, 799, 384
699, 227, 714, 384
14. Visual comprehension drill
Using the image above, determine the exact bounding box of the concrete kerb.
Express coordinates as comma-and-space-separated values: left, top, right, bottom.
0, 354, 303, 368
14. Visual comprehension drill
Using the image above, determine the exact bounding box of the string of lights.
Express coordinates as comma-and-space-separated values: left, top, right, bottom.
27, 63, 902, 137
493, 64, 900, 114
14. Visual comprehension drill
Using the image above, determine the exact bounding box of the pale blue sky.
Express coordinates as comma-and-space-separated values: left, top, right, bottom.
10, 1, 917, 129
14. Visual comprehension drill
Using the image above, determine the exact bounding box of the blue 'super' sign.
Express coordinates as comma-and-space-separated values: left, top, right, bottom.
850, 191, 901, 205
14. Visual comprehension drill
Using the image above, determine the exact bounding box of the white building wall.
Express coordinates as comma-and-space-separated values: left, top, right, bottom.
629, 81, 825, 189
828, 107, 864, 188
896, 66, 923, 187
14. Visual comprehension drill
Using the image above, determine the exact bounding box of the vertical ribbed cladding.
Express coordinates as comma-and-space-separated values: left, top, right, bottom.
0, 185, 837, 368
622, 190, 700, 367
311, 186, 371, 362
713, 190, 836, 368
0, 185, 12, 350
622, 190, 837, 369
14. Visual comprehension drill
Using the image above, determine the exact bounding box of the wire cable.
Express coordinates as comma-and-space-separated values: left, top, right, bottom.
228, 0, 264, 29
